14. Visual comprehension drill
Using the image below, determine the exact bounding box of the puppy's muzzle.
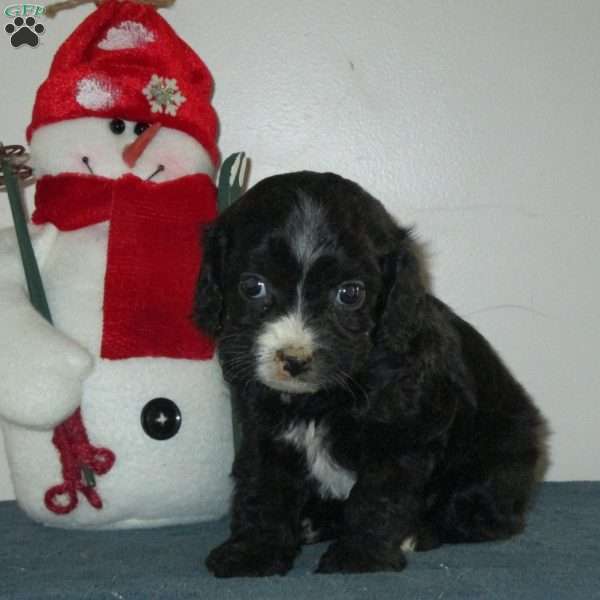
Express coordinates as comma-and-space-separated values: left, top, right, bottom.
276, 349, 313, 378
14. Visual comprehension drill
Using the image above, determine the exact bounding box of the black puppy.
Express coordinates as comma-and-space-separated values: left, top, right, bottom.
195, 171, 548, 577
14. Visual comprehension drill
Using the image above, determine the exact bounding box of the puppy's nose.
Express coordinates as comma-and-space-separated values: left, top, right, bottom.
277, 350, 312, 377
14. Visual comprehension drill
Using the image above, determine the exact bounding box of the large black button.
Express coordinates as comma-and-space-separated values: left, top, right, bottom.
141, 398, 182, 441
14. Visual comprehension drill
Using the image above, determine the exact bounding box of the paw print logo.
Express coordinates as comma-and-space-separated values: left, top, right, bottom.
5, 16, 45, 48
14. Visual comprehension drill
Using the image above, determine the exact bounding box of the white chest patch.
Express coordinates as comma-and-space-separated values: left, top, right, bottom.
281, 421, 357, 500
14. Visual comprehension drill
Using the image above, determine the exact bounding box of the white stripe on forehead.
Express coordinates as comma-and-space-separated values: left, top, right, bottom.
286, 191, 330, 268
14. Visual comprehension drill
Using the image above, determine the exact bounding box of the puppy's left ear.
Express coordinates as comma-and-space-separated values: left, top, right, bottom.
378, 228, 428, 346
194, 223, 228, 338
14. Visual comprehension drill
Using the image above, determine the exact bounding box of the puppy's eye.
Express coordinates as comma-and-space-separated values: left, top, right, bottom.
335, 281, 366, 309
239, 274, 268, 300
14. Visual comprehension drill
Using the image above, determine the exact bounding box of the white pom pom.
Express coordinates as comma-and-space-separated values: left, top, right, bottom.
98, 20, 156, 51
75, 77, 117, 110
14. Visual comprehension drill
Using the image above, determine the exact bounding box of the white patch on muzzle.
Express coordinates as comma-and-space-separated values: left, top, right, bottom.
256, 311, 317, 394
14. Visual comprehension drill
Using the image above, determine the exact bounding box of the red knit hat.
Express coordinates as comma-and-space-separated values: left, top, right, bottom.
26, 0, 219, 166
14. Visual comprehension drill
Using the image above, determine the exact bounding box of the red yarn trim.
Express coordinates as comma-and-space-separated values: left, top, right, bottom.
44, 409, 116, 515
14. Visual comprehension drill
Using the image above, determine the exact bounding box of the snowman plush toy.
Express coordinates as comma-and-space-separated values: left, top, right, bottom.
0, 0, 235, 528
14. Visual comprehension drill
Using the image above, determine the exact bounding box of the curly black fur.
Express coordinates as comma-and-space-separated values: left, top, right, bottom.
194, 171, 549, 577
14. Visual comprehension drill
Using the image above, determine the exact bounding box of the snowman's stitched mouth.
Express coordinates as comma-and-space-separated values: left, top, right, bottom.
80, 157, 165, 181
81, 156, 94, 175
146, 164, 165, 181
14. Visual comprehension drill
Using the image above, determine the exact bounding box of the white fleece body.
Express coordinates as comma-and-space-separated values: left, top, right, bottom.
0, 223, 233, 527
0, 224, 233, 528
0, 119, 232, 528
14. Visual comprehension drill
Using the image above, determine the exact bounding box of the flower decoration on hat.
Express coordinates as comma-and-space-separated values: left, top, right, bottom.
143, 74, 186, 116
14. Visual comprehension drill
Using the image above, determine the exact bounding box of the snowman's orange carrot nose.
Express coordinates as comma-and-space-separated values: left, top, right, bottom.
122, 122, 162, 168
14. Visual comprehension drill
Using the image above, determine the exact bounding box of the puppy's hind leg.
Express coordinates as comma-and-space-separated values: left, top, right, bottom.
434, 463, 540, 545
300, 497, 345, 544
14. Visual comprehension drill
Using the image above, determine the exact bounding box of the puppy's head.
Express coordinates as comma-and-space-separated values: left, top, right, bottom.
195, 171, 425, 395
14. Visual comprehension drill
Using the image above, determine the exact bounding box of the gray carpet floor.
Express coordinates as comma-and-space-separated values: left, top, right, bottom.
1, 482, 599, 599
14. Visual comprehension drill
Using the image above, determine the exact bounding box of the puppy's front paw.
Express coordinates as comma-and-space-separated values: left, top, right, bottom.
316, 539, 407, 574
206, 539, 296, 578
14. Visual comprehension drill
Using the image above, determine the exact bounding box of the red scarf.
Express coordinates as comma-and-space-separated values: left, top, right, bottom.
33, 172, 217, 515
33, 172, 217, 360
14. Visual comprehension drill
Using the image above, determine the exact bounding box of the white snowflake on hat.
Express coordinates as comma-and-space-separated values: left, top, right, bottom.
143, 74, 186, 116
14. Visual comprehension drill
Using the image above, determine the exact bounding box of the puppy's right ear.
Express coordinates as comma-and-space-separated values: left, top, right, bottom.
377, 228, 428, 348
194, 224, 228, 338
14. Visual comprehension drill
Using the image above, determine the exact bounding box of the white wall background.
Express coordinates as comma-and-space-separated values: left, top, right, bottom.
1, 0, 599, 499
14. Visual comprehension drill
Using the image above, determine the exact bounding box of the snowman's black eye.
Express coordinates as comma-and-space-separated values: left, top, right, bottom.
134, 122, 150, 136
109, 119, 126, 135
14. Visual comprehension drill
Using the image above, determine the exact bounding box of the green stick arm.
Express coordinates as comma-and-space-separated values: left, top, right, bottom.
218, 152, 249, 214
1, 157, 52, 324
